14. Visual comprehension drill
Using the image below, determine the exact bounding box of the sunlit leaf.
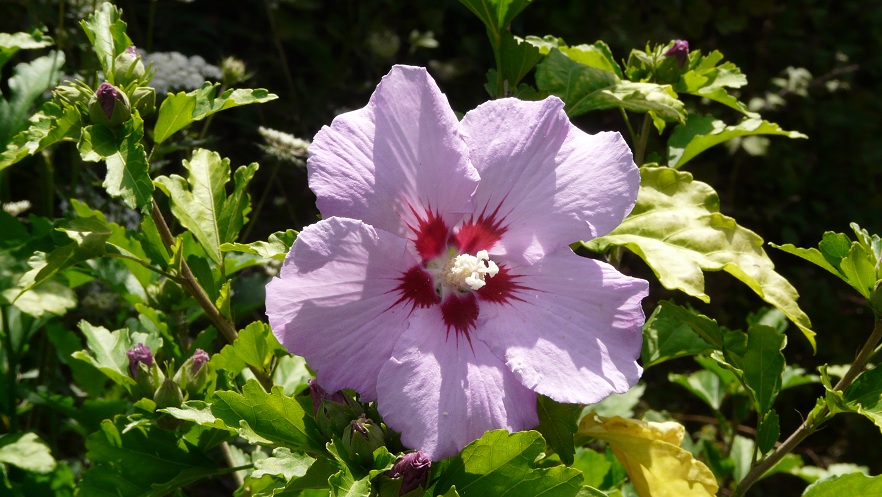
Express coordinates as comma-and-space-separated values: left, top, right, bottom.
670, 370, 725, 410
726, 325, 786, 413
0, 28, 54, 71
0, 51, 65, 148
155, 148, 258, 264
641, 301, 715, 367
211, 380, 325, 453
841, 366, 882, 432
559, 42, 623, 78
433, 430, 583, 497
674, 50, 754, 116
577, 415, 718, 497
78, 2, 132, 76
153, 83, 278, 144
536, 49, 685, 122
220, 229, 297, 261
585, 167, 815, 348
0, 432, 56, 474
78, 114, 153, 210
802, 472, 882, 497
210, 321, 285, 375
668, 114, 806, 168
70, 320, 162, 389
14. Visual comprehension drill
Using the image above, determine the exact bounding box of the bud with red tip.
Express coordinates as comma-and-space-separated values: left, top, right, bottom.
388, 451, 431, 495
113, 46, 146, 84
663, 39, 690, 67
89, 82, 131, 126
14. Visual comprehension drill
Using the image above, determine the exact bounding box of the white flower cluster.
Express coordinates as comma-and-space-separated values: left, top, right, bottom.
2, 200, 31, 217
142, 51, 222, 94
258, 126, 310, 165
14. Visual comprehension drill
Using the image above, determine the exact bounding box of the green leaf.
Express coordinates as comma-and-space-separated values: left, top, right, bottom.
211, 380, 325, 453
79, 417, 219, 497
730, 435, 755, 483
14, 216, 111, 297
433, 430, 583, 497
641, 301, 715, 367
220, 229, 297, 261
329, 468, 371, 497
536, 49, 685, 121
0, 28, 54, 71
802, 473, 882, 497
155, 149, 258, 264
570, 448, 613, 489
210, 321, 285, 375
0, 51, 65, 148
252, 447, 315, 480
559, 42, 623, 78
160, 400, 237, 433
0, 432, 56, 474
78, 114, 153, 210
153, 83, 278, 144
79, 2, 132, 76
731, 325, 786, 413
458, 0, 532, 31
756, 410, 780, 455
584, 383, 646, 419
537, 395, 582, 465
584, 167, 815, 349
842, 366, 882, 431
273, 354, 313, 397
494, 34, 542, 94
0, 101, 81, 171
70, 320, 161, 389
670, 370, 725, 410
5, 279, 76, 318
674, 50, 755, 116
668, 114, 807, 168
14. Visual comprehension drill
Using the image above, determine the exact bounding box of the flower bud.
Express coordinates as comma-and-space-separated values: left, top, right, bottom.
221, 56, 248, 86
174, 349, 211, 396
113, 46, 146, 85
388, 452, 431, 495
153, 377, 184, 409
54, 79, 93, 108
342, 414, 385, 468
309, 380, 361, 439
663, 39, 690, 68
127, 343, 154, 378
127, 343, 161, 398
89, 82, 131, 127
130, 86, 156, 117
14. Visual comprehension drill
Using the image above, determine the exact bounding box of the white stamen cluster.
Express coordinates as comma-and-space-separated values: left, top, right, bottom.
442, 250, 499, 291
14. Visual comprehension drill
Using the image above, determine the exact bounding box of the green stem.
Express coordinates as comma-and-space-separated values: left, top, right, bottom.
619, 108, 637, 146
103, 252, 182, 282
734, 318, 882, 496
1, 307, 17, 433
633, 113, 652, 167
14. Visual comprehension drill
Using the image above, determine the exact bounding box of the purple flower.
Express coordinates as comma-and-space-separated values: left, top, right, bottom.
191, 349, 209, 374
127, 343, 153, 378
266, 65, 648, 459
95, 82, 123, 118
389, 451, 431, 495
664, 39, 690, 67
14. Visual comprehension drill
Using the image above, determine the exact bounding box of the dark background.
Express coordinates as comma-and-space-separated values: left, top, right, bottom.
5, 1, 882, 495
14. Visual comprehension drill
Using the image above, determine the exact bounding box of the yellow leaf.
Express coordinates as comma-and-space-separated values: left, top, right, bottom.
579, 414, 718, 497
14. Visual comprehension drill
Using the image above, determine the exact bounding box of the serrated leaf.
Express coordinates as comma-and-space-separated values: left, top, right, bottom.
153, 83, 278, 144
559, 42, 623, 78
0, 432, 56, 474
668, 114, 807, 168
211, 380, 325, 453
585, 167, 815, 349
79, 417, 219, 497
329, 469, 371, 497
536, 49, 685, 121
79, 2, 132, 76
842, 366, 882, 431
155, 149, 258, 264
252, 448, 315, 480
78, 114, 153, 210
433, 430, 583, 497
220, 229, 298, 261
641, 301, 716, 367
731, 325, 786, 413
537, 395, 582, 465
757, 410, 780, 455
802, 472, 882, 497
160, 400, 236, 433
0, 51, 65, 148
674, 50, 755, 116
0, 100, 82, 171
578, 415, 718, 497
211, 321, 285, 374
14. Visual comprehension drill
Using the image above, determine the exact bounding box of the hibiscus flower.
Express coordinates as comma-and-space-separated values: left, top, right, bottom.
266, 65, 648, 460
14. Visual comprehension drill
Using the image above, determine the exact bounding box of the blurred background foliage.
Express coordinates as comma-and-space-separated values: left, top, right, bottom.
3, 0, 882, 494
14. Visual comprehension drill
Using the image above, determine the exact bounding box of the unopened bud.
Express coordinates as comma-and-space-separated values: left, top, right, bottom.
127, 343, 154, 378
113, 46, 146, 84
54, 80, 93, 108
154, 377, 184, 409
663, 39, 690, 67
89, 82, 131, 126
309, 380, 362, 439
131, 86, 156, 117
174, 349, 211, 396
221, 56, 248, 86
388, 452, 431, 495
342, 414, 385, 468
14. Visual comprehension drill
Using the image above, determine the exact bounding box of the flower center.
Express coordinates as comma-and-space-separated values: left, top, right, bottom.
440, 249, 499, 291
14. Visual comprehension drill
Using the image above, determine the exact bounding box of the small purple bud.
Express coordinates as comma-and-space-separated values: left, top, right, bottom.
125, 46, 138, 57
308, 379, 345, 414
388, 451, 431, 495
95, 82, 123, 118
191, 349, 209, 374
127, 343, 154, 378
663, 39, 690, 67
